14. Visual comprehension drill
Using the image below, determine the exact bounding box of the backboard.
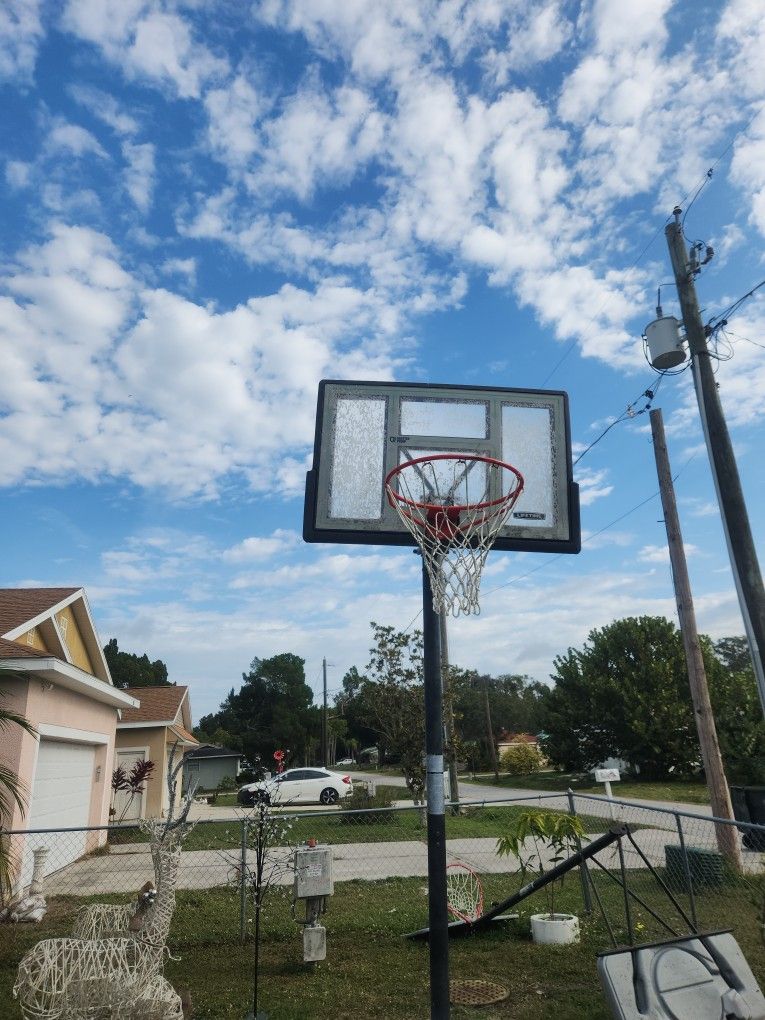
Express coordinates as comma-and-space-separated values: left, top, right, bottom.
303, 380, 580, 554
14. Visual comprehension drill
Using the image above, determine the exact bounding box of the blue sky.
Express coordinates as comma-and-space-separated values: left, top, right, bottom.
2, 0, 765, 720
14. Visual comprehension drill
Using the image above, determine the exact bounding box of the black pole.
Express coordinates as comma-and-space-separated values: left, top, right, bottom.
422, 562, 450, 1018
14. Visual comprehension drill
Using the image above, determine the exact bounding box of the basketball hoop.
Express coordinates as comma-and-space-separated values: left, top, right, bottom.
385, 454, 524, 616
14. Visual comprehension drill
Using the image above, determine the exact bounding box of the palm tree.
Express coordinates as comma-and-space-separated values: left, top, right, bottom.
0, 677, 37, 898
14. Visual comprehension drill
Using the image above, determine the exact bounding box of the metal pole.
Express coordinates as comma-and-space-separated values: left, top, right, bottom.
240, 816, 248, 944
322, 657, 328, 765
675, 812, 698, 930
666, 210, 765, 713
439, 613, 461, 814
567, 789, 593, 915
422, 563, 449, 1019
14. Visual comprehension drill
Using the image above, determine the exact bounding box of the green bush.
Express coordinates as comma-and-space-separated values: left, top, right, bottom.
340, 785, 396, 824
500, 743, 544, 775
216, 774, 237, 792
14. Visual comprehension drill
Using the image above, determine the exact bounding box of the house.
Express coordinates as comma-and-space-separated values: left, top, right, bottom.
497, 732, 542, 756
182, 744, 243, 794
0, 587, 138, 884
115, 686, 198, 821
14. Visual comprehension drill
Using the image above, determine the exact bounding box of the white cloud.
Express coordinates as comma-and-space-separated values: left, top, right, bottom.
62, 1, 228, 98
222, 530, 301, 563
0, 0, 43, 82
638, 542, 699, 564
69, 84, 140, 136
122, 141, 155, 211
575, 467, 614, 506
0, 225, 406, 496
48, 121, 109, 159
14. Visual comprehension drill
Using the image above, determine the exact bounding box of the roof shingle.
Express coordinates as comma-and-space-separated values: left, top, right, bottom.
0, 636, 51, 659
119, 685, 188, 724
0, 588, 80, 637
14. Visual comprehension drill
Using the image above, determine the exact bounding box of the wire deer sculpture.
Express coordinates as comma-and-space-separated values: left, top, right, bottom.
14, 745, 197, 1020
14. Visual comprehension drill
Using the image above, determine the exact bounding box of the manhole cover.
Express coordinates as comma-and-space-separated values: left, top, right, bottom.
450, 979, 510, 1007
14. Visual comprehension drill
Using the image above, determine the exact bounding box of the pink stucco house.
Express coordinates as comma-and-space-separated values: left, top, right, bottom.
0, 587, 137, 885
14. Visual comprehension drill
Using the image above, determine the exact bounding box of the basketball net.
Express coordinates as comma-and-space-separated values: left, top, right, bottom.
446, 862, 484, 923
385, 454, 524, 616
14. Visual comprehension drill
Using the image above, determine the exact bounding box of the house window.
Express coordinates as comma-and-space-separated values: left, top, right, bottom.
26, 630, 35, 646
58, 615, 68, 638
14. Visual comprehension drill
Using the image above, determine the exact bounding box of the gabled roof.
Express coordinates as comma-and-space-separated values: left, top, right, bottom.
0, 588, 79, 635
119, 685, 190, 726
186, 744, 242, 760
0, 587, 112, 684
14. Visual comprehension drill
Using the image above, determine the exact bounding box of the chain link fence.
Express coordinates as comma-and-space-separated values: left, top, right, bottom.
2, 790, 763, 1007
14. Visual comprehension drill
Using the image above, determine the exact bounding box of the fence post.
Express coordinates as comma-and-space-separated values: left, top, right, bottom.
240, 816, 248, 944
674, 812, 698, 930
567, 789, 593, 915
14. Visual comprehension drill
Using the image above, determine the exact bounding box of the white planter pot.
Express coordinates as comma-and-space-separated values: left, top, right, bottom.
530, 913, 580, 945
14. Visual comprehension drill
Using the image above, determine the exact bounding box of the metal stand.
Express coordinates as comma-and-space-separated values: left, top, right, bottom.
422, 562, 450, 1018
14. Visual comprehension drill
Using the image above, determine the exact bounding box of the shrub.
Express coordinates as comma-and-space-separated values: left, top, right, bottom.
216, 774, 237, 792
340, 785, 396, 824
500, 743, 543, 775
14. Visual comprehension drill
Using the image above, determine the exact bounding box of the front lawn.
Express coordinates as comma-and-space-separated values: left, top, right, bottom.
466, 772, 711, 806
3, 866, 762, 1019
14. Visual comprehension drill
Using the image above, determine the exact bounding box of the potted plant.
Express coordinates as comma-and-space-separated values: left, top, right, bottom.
496, 808, 586, 945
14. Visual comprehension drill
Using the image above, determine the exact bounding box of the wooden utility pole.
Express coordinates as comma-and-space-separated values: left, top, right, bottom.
439, 614, 461, 813
666, 209, 765, 715
481, 674, 499, 781
321, 657, 328, 766
650, 408, 741, 868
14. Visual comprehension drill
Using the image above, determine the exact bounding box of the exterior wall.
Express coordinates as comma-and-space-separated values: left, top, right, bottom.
185, 757, 239, 792
55, 605, 95, 674
116, 727, 168, 817
0, 676, 117, 835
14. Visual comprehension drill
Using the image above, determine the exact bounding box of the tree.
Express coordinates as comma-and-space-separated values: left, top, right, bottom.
449, 668, 545, 769
710, 637, 765, 784
541, 617, 700, 779
541, 617, 765, 784
501, 743, 544, 775
358, 623, 426, 801
200, 654, 318, 768
0, 681, 37, 898
103, 639, 173, 689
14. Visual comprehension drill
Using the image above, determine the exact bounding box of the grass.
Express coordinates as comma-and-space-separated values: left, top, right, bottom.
105, 800, 623, 853
467, 771, 712, 806
3, 866, 762, 1019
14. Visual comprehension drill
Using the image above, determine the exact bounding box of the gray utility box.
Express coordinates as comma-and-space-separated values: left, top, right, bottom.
598, 930, 765, 1019
303, 925, 327, 962
294, 845, 333, 899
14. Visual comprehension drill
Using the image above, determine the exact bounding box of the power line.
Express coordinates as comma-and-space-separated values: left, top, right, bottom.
399, 453, 696, 631
540, 108, 762, 388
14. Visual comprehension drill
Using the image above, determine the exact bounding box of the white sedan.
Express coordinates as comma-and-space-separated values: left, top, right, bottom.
237, 767, 353, 807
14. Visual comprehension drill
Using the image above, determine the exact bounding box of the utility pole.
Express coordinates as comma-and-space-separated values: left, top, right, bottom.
666, 209, 765, 714
439, 614, 461, 813
481, 674, 499, 781
650, 409, 741, 868
322, 657, 328, 766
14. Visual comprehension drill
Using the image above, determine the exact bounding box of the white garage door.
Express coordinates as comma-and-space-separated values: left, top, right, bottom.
24, 740, 96, 884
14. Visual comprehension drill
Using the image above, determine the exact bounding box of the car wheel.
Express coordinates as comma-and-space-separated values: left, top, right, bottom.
320, 787, 339, 805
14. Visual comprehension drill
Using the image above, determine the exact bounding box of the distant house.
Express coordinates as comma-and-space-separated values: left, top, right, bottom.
0, 587, 138, 886
497, 731, 540, 756
115, 686, 198, 821
183, 744, 242, 793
